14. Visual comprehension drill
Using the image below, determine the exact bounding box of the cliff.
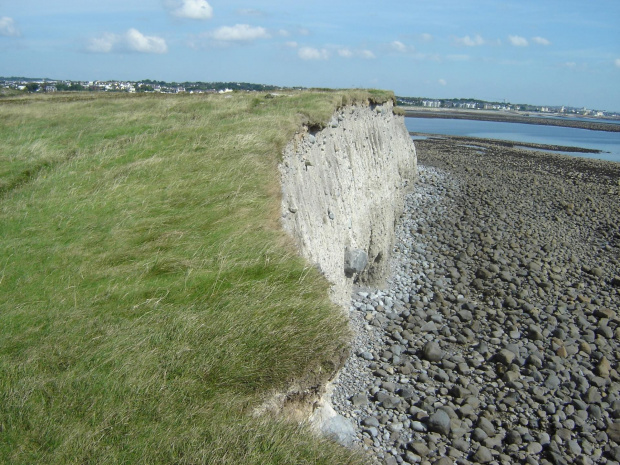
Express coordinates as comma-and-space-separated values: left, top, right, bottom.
279, 99, 417, 308
279, 99, 417, 443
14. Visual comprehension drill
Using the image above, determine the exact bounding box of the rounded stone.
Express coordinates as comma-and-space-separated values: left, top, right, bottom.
422, 341, 444, 362
505, 429, 522, 445
472, 445, 493, 463
427, 409, 451, 435
526, 442, 543, 455
472, 427, 488, 442
408, 441, 430, 457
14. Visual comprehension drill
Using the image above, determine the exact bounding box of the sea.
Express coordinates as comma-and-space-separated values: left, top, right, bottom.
405, 117, 620, 163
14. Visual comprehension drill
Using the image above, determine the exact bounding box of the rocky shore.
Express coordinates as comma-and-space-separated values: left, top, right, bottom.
330, 137, 620, 465
413, 135, 603, 155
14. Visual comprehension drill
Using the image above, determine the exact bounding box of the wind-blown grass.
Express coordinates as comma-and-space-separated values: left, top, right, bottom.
0, 90, 393, 464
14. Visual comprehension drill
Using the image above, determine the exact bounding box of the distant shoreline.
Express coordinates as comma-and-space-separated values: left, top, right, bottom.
409, 133, 603, 155
403, 108, 620, 133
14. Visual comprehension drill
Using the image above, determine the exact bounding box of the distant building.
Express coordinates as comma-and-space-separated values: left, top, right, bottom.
422, 100, 441, 108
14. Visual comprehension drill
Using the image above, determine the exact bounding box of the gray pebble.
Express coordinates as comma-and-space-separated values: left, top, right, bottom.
427, 410, 451, 435
472, 445, 493, 463
327, 156, 620, 465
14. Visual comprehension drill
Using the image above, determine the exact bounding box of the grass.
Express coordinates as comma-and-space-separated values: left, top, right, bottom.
0, 89, 394, 464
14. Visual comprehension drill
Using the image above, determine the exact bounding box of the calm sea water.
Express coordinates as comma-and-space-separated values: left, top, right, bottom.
405, 117, 620, 163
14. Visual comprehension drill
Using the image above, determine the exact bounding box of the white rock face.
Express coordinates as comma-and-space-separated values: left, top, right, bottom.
279, 100, 417, 307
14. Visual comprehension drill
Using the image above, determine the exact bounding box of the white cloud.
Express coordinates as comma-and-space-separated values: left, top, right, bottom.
0, 16, 20, 37
532, 36, 551, 46
360, 49, 375, 59
207, 24, 270, 42
298, 47, 329, 60
87, 29, 167, 54
278, 29, 290, 37
564, 62, 577, 68
391, 40, 407, 52
285, 41, 298, 48
338, 48, 353, 58
336, 47, 375, 59
438, 79, 447, 86
509, 35, 528, 47
455, 34, 485, 47
126, 28, 167, 53
421, 33, 433, 42
87, 33, 117, 53
616, 58, 620, 68
169, 0, 213, 20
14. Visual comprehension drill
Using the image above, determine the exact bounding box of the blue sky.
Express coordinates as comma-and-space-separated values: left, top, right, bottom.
1, 0, 619, 110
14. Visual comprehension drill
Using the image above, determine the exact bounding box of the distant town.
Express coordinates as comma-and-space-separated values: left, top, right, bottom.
0, 76, 284, 96
1, 77, 618, 118
396, 97, 619, 119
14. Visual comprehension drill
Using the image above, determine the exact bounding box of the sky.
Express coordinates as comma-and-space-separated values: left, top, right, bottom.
1, 0, 619, 111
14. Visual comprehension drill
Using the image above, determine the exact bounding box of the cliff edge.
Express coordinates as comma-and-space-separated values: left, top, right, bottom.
280, 99, 417, 308
279, 99, 417, 445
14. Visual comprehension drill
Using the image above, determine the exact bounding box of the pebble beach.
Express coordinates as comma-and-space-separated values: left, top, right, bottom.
331, 137, 620, 465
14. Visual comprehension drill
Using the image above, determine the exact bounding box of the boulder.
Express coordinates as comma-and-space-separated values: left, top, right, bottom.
344, 248, 368, 277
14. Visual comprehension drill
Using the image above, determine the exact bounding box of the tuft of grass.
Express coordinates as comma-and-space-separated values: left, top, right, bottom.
0, 90, 384, 464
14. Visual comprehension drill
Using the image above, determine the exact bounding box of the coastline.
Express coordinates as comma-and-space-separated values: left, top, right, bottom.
331, 136, 620, 464
415, 135, 620, 181
410, 133, 605, 155
403, 108, 620, 133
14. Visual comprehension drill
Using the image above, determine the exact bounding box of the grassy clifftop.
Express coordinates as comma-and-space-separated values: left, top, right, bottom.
0, 90, 393, 464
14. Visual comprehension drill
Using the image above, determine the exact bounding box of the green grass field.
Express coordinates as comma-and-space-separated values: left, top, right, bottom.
0, 90, 392, 464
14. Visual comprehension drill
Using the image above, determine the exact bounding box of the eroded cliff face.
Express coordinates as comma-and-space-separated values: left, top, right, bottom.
279, 100, 417, 308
